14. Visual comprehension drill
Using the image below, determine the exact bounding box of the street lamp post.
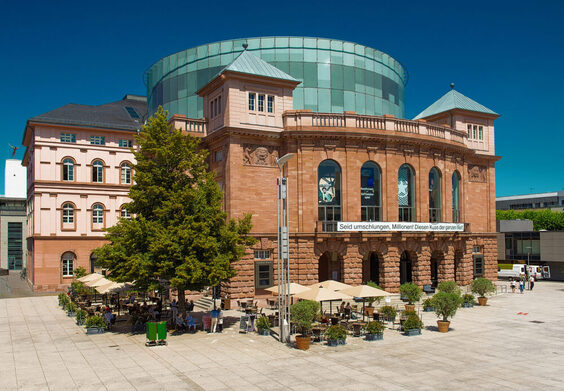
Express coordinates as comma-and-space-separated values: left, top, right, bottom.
276, 153, 294, 344
525, 246, 531, 290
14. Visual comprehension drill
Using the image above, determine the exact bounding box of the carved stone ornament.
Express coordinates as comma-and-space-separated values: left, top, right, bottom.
468, 164, 487, 182
242, 144, 279, 167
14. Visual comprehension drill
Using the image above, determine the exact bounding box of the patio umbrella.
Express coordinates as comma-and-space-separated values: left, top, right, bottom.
309, 280, 352, 291
265, 282, 310, 295
78, 273, 104, 283
339, 285, 392, 321
85, 277, 111, 288
293, 287, 352, 315
95, 282, 133, 315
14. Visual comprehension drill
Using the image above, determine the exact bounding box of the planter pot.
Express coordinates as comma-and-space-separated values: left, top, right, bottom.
364, 306, 375, 316
437, 320, 450, 333
86, 327, 104, 335
257, 329, 270, 336
462, 302, 474, 308
327, 339, 338, 347
423, 307, 435, 312
477, 297, 488, 306
67, 312, 76, 317
76, 320, 85, 326
405, 304, 415, 312
365, 333, 383, 341
405, 328, 421, 336
338, 338, 346, 345
295, 335, 311, 350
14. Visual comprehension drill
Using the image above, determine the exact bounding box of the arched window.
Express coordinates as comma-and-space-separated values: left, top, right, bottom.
452, 171, 461, 222
120, 207, 131, 219
92, 204, 104, 224
62, 251, 75, 277
361, 162, 381, 221
62, 158, 74, 181
120, 162, 131, 184
318, 160, 341, 232
429, 167, 441, 222
92, 160, 103, 183
398, 164, 415, 222
62, 203, 74, 223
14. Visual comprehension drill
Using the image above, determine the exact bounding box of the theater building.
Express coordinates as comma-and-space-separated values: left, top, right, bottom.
23, 37, 500, 295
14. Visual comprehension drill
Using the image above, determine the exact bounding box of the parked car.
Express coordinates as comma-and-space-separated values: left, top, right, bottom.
498, 264, 550, 279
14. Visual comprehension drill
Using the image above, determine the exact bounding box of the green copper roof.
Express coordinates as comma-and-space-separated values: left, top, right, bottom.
219, 50, 298, 82
414, 88, 498, 119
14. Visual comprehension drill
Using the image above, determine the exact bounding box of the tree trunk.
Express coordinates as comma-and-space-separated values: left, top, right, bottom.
178, 289, 186, 318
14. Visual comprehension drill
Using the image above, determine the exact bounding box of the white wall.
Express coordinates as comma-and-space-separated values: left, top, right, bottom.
5, 159, 27, 198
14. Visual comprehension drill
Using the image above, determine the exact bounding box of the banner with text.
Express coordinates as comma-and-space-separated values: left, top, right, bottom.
337, 222, 465, 232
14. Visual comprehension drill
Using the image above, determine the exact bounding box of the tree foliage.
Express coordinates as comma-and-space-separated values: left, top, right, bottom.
94, 107, 255, 312
496, 209, 564, 231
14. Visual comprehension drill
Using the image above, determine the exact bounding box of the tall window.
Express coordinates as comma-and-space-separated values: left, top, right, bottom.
361, 162, 381, 221
62, 158, 74, 181
267, 96, 274, 113
258, 94, 265, 112
62, 203, 74, 223
119, 139, 132, 148
398, 164, 415, 222
318, 160, 341, 232
92, 160, 103, 183
7, 222, 23, 270
429, 167, 441, 222
62, 252, 75, 277
120, 163, 131, 184
248, 93, 256, 111
452, 171, 461, 222
120, 207, 131, 219
92, 204, 104, 224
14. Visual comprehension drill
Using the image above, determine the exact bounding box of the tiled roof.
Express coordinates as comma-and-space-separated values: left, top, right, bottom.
219, 50, 298, 82
29, 95, 147, 131
414, 89, 498, 120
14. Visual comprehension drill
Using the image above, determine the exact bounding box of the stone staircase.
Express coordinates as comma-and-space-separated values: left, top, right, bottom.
193, 296, 216, 312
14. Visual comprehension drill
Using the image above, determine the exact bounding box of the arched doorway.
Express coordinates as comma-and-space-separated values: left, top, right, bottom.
362, 252, 380, 285
318, 251, 343, 282
430, 251, 445, 287
400, 251, 412, 284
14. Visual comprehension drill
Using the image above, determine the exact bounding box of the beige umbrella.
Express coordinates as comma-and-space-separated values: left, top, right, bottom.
77, 273, 104, 283
294, 287, 352, 315
309, 280, 352, 291
95, 281, 132, 294
265, 282, 310, 295
339, 284, 392, 321
85, 277, 111, 288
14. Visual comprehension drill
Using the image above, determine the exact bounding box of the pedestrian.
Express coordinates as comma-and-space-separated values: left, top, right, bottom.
529, 275, 535, 291
210, 308, 219, 333
519, 278, 525, 294
510, 279, 516, 293
171, 299, 178, 320
218, 309, 224, 333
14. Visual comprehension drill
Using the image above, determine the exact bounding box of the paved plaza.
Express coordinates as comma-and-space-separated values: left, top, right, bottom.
1, 282, 563, 390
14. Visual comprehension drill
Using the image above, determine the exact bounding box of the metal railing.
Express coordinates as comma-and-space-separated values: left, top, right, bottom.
398, 207, 414, 222
452, 208, 461, 223
429, 208, 442, 222
321, 221, 339, 232
361, 206, 381, 222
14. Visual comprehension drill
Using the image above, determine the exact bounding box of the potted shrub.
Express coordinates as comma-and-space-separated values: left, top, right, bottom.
470, 277, 496, 306
364, 281, 384, 316
58, 292, 67, 306
403, 314, 424, 336
75, 309, 88, 326
290, 300, 320, 350
399, 283, 422, 311
256, 316, 271, 336
66, 302, 77, 317
364, 321, 385, 341
423, 298, 435, 312
462, 294, 475, 308
431, 291, 463, 333
325, 324, 347, 346
437, 280, 461, 295
85, 315, 106, 334
379, 305, 397, 321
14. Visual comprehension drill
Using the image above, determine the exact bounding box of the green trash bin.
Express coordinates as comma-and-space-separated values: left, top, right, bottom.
146, 322, 157, 345
157, 321, 167, 345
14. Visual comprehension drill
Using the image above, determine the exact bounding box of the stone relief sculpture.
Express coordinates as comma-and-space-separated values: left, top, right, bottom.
242, 144, 279, 166
468, 164, 487, 182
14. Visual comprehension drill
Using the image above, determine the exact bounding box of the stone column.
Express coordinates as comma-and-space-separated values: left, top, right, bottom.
439, 244, 455, 282
413, 245, 431, 288
343, 243, 362, 285
381, 246, 400, 292
458, 240, 474, 286
483, 236, 498, 281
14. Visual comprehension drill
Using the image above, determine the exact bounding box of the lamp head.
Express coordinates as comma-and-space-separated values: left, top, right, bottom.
276, 153, 294, 168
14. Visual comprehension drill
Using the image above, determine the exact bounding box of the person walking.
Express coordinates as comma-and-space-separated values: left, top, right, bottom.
529, 275, 535, 291
210, 308, 220, 333
519, 278, 525, 294
218, 309, 224, 333
510, 279, 516, 293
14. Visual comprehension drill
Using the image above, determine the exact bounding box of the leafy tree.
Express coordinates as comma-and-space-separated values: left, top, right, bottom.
496, 209, 564, 231
94, 107, 255, 315
431, 292, 463, 322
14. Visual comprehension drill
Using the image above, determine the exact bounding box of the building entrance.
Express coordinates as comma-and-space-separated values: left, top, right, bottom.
318, 251, 343, 282
400, 251, 412, 284
362, 252, 380, 284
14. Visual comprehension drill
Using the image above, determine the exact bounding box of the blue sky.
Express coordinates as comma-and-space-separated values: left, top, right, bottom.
1, 0, 562, 197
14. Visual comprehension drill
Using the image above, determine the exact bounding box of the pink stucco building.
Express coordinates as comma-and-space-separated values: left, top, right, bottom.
22, 95, 145, 291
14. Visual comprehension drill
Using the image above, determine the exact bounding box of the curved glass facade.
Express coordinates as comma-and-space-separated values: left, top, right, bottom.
144, 37, 408, 119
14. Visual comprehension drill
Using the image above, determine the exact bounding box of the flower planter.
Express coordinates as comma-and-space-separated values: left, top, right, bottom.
462, 302, 474, 308
437, 320, 450, 333
76, 320, 85, 326
404, 328, 421, 336
477, 297, 488, 306
338, 338, 346, 345
405, 304, 415, 312
327, 339, 339, 347
257, 329, 270, 336
365, 333, 383, 341
67, 312, 76, 317
423, 307, 435, 312
295, 335, 311, 350
86, 327, 104, 335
